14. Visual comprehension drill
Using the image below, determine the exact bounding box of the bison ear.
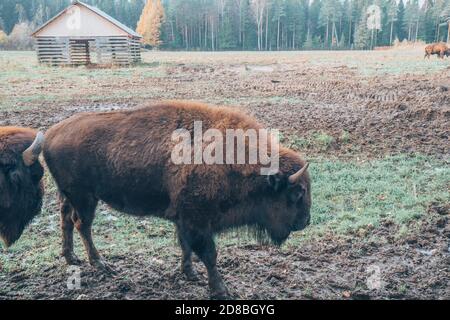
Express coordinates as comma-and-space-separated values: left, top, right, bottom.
267, 173, 285, 192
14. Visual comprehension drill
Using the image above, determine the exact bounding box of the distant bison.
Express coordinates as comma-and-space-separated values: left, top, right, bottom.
424, 43, 449, 59
0, 127, 44, 247
43, 101, 311, 299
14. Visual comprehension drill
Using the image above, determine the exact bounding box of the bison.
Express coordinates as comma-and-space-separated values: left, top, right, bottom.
0, 127, 44, 247
424, 43, 449, 59
43, 101, 311, 299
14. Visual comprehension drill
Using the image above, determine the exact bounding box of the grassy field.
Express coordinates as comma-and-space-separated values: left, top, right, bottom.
0, 48, 449, 299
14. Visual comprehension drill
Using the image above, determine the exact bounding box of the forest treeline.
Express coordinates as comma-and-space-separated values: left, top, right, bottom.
0, 0, 449, 50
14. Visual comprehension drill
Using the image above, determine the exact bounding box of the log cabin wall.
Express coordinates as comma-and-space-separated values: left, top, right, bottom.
35, 36, 142, 66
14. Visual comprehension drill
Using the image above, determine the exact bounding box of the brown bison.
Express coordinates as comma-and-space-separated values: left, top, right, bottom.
43, 101, 311, 299
0, 127, 44, 247
424, 43, 449, 59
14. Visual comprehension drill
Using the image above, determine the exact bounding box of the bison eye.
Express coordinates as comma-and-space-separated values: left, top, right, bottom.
288, 185, 306, 204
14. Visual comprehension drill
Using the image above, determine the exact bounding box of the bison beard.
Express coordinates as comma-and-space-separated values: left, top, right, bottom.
43, 101, 311, 299
0, 128, 44, 247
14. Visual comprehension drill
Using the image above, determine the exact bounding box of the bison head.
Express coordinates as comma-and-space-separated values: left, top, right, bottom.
0, 128, 44, 248
261, 160, 311, 246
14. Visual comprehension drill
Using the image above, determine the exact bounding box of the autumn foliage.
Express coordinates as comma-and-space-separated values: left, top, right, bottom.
136, 0, 165, 47
0, 30, 7, 48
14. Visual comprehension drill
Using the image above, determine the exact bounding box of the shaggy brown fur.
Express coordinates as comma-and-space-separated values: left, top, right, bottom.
43, 101, 311, 299
424, 43, 449, 59
0, 127, 44, 247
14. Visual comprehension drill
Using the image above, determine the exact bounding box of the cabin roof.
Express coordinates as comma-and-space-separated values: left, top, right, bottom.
31, 0, 141, 38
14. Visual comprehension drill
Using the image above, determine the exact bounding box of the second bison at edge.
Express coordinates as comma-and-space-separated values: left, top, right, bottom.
424, 42, 450, 59
41, 101, 311, 299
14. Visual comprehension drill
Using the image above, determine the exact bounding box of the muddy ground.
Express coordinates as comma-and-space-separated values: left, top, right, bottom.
1, 216, 450, 300
0, 49, 449, 300
1, 54, 449, 157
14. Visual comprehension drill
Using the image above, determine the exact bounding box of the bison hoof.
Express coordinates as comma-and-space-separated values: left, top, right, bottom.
210, 287, 231, 300
63, 253, 82, 266
210, 290, 231, 300
91, 259, 117, 275
183, 268, 199, 282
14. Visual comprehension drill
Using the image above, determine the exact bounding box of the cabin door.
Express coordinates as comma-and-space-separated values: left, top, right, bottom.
70, 39, 93, 65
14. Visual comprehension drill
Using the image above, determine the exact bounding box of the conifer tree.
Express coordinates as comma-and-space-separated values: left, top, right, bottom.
0, 0, 446, 51
387, 0, 398, 45
354, 5, 370, 49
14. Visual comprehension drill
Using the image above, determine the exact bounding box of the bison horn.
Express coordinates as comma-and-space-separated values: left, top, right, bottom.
288, 163, 309, 184
22, 132, 44, 166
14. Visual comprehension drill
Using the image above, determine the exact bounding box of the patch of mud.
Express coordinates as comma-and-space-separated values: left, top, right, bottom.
1, 62, 448, 157
1, 214, 449, 300
428, 202, 450, 216
246, 98, 449, 157
0, 63, 450, 157
0, 103, 134, 131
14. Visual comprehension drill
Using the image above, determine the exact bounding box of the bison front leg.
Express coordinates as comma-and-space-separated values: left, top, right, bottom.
59, 194, 82, 265
183, 227, 229, 299
177, 226, 199, 281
